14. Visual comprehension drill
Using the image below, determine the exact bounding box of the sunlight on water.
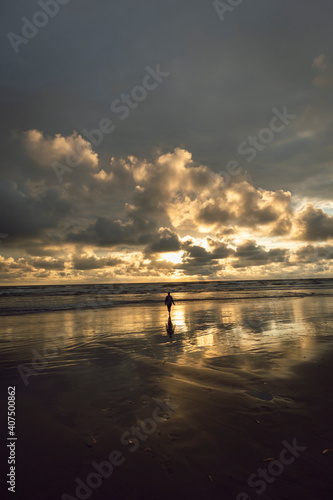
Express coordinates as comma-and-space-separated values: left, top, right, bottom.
1, 295, 333, 379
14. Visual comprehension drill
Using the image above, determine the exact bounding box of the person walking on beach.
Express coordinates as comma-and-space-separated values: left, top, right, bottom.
165, 292, 175, 315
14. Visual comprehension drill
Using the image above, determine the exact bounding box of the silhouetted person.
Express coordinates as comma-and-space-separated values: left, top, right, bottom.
166, 316, 175, 338
165, 292, 175, 315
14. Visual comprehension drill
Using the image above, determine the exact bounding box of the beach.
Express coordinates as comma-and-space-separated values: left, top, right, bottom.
1, 285, 333, 499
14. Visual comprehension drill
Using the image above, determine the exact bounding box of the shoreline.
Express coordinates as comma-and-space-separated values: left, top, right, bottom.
0, 296, 332, 499
1, 290, 333, 318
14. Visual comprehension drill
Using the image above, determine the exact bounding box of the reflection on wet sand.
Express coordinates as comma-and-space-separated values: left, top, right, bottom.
165, 316, 175, 338
1, 295, 333, 377
1, 295, 333, 500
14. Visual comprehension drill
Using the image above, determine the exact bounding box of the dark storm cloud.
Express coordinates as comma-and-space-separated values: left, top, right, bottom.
2, 0, 333, 199
73, 255, 122, 270
210, 242, 233, 260
295, 204, 333, 241
24, 243, 64, 257
0, 178, 70, 240
30, 258, 66, 270
176, 239, 234, 276
67, 217, 143, 247
1, 0, 333, 281
145, 228, 181, 254
295, 244, 333, 263
232, 240, 289, 268
0, 129, 102, 245
0, 133, 329, 258
182, 242, 216, 265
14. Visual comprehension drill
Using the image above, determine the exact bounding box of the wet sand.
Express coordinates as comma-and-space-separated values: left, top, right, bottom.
1, 295, 333, 499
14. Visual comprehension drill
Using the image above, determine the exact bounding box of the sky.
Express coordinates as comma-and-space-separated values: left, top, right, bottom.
1, 0, 333, 284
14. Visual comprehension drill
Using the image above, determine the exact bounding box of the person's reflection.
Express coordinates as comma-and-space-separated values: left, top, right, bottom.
166, 316, 175, 338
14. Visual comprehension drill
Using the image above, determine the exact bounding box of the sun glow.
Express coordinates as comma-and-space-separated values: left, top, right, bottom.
161, 252, 183, 264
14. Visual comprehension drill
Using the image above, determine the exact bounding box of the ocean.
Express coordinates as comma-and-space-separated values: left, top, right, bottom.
0, 278, 332, 316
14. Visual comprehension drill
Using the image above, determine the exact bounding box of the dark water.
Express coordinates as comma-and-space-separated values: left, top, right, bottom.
0, 278, 332, 316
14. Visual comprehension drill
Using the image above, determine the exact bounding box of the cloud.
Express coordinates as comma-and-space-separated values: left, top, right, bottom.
294, 204, 333, 241
171, 178, 293, 237
182, 241, 218, 265
294, 244, 333, 263
2, 0, 333, 284
312, 54, 333, 88
0, 129, 105, 242
0, 178, 71, 240
66, 148, 206, 247
30, 258, 66, 270
312, 54, 328, 71
22, 130, 99, 176
207, 239, 234, 259
1, 139, 331, 254
72, 254, 123, 270
145, 227, 181, 254
2, 2, 333, 205
0, 256, 34, 273
1, 134, 333, 282
170, 238, 234, 276
232, 240, 289, 268
65, 147, 295, 250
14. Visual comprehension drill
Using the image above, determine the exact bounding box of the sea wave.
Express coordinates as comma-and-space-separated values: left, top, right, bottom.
0, 279, 332, 316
